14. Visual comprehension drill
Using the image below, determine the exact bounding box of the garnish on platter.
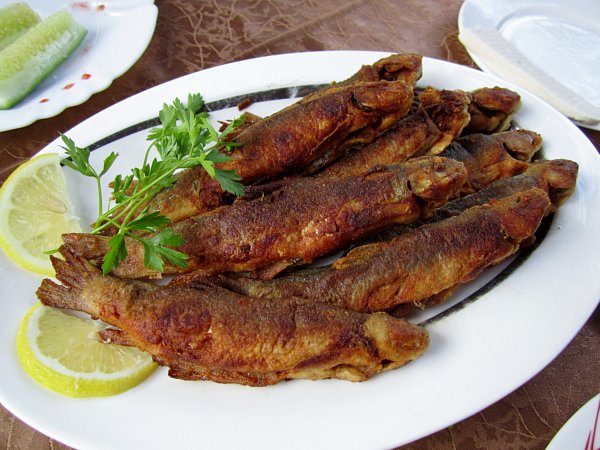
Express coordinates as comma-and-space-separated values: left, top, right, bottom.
0, 153, 80, 277
60, 92, 244, 275
4, 93, 243, 396
17, 302, 157, 397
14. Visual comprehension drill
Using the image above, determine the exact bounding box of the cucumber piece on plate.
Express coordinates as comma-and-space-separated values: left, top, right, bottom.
0, 9, 87, 109
0, 2, 41, 51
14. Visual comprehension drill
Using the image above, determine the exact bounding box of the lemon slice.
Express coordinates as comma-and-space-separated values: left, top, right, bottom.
0, 153, 81, 277
17, 302, 157, 397
0, 3, 41, 51
0, 9, 87, 109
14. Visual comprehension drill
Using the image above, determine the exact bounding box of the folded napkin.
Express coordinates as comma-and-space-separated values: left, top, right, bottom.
459, 27, 600, 126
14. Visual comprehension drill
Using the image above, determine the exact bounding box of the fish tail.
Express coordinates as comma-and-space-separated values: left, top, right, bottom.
61, 232, 110, 260
36, 246, 100, 311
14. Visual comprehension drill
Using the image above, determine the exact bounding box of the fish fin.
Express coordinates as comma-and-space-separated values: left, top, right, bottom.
36, 246, 100, 311
252, 259, 297, 280
61, 232, 110, 260
333, 242, 390, 270
168, 269, 216, 288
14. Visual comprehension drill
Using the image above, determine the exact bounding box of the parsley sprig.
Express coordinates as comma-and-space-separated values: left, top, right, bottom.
61, 93, 244, 275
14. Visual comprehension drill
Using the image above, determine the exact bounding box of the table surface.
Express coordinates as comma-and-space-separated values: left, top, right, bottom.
1, 0, 599, 449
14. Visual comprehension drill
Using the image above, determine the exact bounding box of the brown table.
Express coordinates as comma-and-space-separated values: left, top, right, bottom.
1, 0, 599, 448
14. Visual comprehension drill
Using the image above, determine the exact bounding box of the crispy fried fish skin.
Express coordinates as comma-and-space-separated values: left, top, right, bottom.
315, 108, 442, 179
439, 129, 542, 194
464, 87, 521, 134
272, 80, 415, 176
62, 156, 467, 279
430, 158, 578, 219
418, 87, 472, 153
385, 159, 578, 316
145, 80, 414, 224
338, 53, 423, 87
36, 250, 429, 386
314, 87, 521, 181
361, 158, 578, 244
208, 189, 551, 312
314, 87, 476, 180
228, 80, 414, 181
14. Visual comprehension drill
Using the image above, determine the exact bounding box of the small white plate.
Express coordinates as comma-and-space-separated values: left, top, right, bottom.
458, 0, 600, 130
547, 393, 600, 450
0, 0, 157, 131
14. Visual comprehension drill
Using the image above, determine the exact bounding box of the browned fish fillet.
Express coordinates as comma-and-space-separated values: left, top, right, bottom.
146, 80, 414, 225
62, 156, 468, 279
37, 249, 429, 386
202, 189, 551, 312
439, 129, 542, 194
464, 87, 521, 134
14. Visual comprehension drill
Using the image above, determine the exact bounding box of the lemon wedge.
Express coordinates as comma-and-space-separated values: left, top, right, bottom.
0, 153, 80, 277
17, 302, 157, 397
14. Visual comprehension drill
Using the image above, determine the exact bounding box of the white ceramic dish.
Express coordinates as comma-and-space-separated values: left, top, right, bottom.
0, 51, 599, 450
458, 0, 600, 130
0, 0, 158, 132
547, 393, 600, 450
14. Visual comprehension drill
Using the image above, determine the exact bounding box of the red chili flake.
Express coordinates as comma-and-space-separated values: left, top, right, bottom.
39, 98, 49, 103
97, 3, 105, 11
63, 83, 75, 90
71, 2, 90, 10
82, 73, 92, 80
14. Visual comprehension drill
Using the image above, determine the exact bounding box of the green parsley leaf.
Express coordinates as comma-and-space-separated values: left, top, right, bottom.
60, 134, 96, 178
214, 168, 244, 196
63, 92, 244, 275
128, 212, 172, 233
136, 229, 187, 272
102, 233, 128, 275
99, 152, 119, 177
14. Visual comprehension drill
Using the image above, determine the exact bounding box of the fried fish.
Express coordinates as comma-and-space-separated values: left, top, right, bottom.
336, 53, 423, 87
314, 87, 470, 179
417, 87, 472, 153
357, 158, 578, 246
312, 87, 524, 181
464, 86, 522, 134
62, 156, 468, 279
37, 248, 429, 386
146, 79, 415, 225
201, 189, 551, 313
439, 129, 542, 194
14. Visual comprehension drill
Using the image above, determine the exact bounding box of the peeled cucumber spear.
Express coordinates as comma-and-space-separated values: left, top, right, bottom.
0, 2, 41, 51
0, 9, 87, 109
